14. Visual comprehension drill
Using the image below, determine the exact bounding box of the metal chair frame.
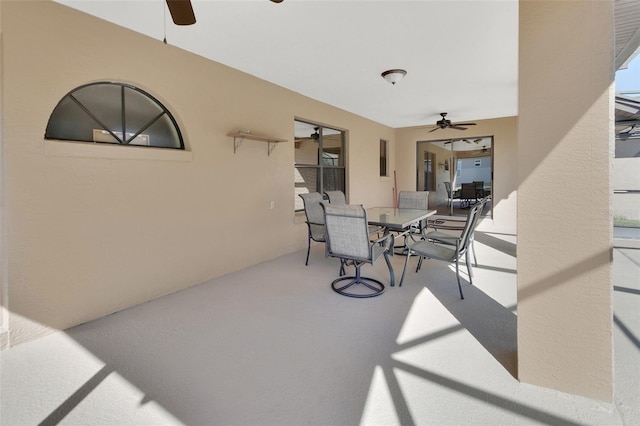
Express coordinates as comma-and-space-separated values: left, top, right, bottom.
299, 192, 327, 266
443, 181, 460, 207
322, 203, 394, 298
393, 191, 430, 253
427, 196, 489, 268
399, 202, 483, 299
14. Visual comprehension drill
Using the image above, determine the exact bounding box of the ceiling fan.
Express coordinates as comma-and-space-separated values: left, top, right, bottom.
166, 0, 283, 26
428, 112, 477, 133
444, 139, 469, 145
295, 127, 319, 141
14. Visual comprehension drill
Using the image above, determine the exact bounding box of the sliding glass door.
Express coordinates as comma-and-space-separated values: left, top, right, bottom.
416, 137, 493, 217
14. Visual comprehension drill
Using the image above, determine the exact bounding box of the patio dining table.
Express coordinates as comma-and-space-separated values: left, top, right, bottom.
366, 207, 437, 271
367, 207, 437, 233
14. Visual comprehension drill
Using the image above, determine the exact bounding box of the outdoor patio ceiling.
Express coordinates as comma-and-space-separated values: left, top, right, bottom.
53, 1, 640, 128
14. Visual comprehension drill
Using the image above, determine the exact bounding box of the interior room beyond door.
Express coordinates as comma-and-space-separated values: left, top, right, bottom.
416, 137, 493, 217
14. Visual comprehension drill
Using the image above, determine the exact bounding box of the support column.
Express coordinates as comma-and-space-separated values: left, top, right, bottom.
517, 0, 614, 401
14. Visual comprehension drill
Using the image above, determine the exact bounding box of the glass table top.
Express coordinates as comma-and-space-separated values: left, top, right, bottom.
366, 207, 437, 230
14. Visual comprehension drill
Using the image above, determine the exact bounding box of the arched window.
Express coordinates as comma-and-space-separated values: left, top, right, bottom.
45, 82, 184, 150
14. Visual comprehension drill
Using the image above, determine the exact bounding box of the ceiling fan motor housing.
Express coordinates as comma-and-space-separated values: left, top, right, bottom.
438, 118, 452, 128
429, 112, 477, 132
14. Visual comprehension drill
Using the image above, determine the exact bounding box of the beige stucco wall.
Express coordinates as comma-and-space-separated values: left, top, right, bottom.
395, 116, 518, 235
0, 0, 7, 349
517, 0, 613, 401
0, 1, 396, 346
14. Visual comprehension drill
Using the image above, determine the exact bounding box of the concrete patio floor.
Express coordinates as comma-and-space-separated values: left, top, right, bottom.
1, 231, 638, 425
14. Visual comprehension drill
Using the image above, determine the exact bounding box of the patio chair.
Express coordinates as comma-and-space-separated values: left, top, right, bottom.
460, 183, 477, 208
299, 192, 328, 266
473, 181, 485, 199
326, 189, 382, 238
324, 190, 346, 205
443, 181, 460, 207
399, 202, 483, 299
426, 196, 489, 269
395, 191, 430, 250
321, 203, 394, 298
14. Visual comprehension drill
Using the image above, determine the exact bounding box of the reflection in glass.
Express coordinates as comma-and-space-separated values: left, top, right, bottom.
416, 137, 493, 217
322, 168, 345, 193
294, 119, 346, 210
45, 82, 184, 149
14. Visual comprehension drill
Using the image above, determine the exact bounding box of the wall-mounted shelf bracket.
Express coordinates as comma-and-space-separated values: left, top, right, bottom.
227, 131, 288, 156
232, 137, 243, 153
267, 141, 278, 156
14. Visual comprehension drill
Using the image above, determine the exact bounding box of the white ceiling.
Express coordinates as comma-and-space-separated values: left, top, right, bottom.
55, 0, 519, 129
52, 1, 640, 129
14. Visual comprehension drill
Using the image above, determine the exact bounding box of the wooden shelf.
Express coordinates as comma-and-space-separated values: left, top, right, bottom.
227, 131, 287, 156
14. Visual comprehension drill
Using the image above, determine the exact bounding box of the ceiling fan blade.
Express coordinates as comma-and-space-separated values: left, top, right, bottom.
428, 127, 441, 133
453, 123, 477, 127
449, 126, 468, 130
166, 0, 196, 25
271, 0, 284, 2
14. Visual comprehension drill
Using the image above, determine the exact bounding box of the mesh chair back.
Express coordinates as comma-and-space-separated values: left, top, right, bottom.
473, 181, 485, 197
299, 192, 326, 242
325, 190, 346, 205
458, 203, 483, 253
460, 183, 477, 200
398, 191, 429, 231
398, 191, 429, 210
323, 204, 370, 260
443, 182, 452, 197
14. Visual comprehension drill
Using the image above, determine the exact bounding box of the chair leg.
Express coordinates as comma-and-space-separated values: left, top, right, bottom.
416, 256, 423, 273
466, 252, 473, 284
305, 238, 311, 266
399, 250, 412, 287
331, 263, 385, 298
384, 251, 395, 287
455, 258, 465, 300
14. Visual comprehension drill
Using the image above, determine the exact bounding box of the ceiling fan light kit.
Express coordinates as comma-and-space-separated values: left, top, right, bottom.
381, 69, 407, 85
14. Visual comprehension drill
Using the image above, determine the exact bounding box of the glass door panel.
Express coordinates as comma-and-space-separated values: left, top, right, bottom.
416, 137, 493, 217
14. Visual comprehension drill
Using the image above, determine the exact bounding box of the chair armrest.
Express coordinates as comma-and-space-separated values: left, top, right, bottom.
428, 218, 466, 231
371, 232, 394, 247
369, 232, 394, 256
